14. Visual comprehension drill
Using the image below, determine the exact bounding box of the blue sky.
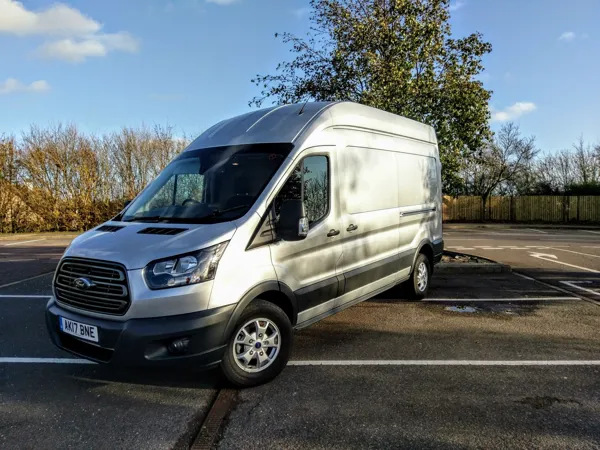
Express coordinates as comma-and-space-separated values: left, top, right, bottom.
1, 0, 598, 152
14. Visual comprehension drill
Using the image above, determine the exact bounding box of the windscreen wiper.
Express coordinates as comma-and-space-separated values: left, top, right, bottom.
123, 215, 167, 223
210, 204, 250, 217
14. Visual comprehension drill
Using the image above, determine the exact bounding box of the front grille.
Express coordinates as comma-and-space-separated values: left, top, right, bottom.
54, 258, 131, 315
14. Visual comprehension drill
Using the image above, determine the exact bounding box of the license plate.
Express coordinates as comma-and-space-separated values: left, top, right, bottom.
59, 317, 99, 343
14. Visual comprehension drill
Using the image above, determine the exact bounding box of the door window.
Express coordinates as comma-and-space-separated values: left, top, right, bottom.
275, 155, 329, 225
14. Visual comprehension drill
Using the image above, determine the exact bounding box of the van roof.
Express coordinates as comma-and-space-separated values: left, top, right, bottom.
186, 101, 437, 151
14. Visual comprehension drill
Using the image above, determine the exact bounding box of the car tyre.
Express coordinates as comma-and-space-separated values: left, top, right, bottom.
405, 253, 431, 300
220, 299, 293, 388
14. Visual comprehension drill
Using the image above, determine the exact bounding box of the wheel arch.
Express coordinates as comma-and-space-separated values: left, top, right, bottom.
221, 281, 298, 343
412, 239, 435, 273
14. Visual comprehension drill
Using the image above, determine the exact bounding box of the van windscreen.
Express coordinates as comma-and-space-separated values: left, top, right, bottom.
121, 143, 293, 224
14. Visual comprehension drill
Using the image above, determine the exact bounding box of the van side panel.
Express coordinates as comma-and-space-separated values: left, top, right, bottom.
337, 144, 402, 294
396, 144, 440, 256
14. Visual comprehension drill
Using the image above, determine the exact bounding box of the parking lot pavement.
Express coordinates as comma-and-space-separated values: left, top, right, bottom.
1, 233, 600, 449
0, 236, 72, 287
218, 365, 600, 450
0, 364, 219, 450
444, 225, 600, 302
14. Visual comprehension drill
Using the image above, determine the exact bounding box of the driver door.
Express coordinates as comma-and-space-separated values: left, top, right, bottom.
269, 148, 344, 325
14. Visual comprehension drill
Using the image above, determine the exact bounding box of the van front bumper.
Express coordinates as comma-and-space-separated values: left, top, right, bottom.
45, 298, 235, 369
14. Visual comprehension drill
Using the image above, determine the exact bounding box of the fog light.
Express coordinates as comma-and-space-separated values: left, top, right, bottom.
168, 337, 190, 355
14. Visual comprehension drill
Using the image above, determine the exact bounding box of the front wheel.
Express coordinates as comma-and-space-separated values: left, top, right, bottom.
405, 253, 431, 300
220, 300, 293, 388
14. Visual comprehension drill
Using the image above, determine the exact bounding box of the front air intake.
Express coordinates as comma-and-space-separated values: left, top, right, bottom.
54, 258, 130, 315
137, 227, 188, 236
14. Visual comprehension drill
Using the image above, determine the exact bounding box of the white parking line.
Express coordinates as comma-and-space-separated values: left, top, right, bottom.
551, 247, 600, 259
2, 358, 599, 366
560, 281, 600, 297
3, 239, 45, 246
529, 253, 600, 273
424, 297, 578, 302
583, 230, 600, 235
288, 360, 600, 366
527, 228, 547, 234
0, 271, 55, 289
0, 358, 96, 364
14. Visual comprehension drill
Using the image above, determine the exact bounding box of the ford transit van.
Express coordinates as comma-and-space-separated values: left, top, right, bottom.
46, 101, 443, 387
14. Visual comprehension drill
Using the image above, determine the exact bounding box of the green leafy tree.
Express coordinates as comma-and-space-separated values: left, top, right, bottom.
250, 0, 492, 193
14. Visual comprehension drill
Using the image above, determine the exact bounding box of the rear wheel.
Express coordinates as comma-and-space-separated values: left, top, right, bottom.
220, 300, 293, 388
405, 253, 431, 300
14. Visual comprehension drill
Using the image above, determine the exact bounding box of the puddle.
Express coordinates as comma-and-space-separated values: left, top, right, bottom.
442, 303, 537, 316
445, 306, 479, 313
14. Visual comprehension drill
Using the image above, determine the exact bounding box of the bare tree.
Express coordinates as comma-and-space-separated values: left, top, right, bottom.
572, 135, 599, 184
461, 122, 538, 218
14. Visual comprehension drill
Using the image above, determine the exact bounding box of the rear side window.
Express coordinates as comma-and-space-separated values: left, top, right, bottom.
275, 155, 329, 225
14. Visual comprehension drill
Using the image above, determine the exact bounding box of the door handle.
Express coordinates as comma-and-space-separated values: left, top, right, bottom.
346, 224, 358, 232
327, 229, 340, 237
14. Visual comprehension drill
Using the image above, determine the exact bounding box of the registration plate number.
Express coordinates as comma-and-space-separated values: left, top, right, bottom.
59, 317, 99, 343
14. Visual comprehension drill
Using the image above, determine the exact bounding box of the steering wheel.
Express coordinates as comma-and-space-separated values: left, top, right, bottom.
182, 198, 199, 206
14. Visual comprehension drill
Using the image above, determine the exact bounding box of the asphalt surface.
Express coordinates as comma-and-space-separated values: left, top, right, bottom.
444, 224, 600, 302
0, 231, 599, 449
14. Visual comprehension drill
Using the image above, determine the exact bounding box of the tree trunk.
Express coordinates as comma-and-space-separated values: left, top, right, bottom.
481, 194, 488, 222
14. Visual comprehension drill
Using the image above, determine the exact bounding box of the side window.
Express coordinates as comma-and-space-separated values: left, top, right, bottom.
274, 155, 329, 225
304, 156, 329, 223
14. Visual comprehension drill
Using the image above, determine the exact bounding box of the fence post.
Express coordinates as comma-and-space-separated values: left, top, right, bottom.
577, 196, 580, 222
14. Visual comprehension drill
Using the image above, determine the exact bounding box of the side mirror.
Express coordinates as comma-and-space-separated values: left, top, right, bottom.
278, 199, 308, 241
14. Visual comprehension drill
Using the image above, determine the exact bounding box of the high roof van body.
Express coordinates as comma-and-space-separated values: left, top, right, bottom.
46, 101, 443, 386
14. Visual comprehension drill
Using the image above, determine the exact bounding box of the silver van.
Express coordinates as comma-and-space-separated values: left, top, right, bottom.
46, 101, 443, 386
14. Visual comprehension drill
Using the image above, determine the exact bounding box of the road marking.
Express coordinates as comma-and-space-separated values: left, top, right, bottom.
514, 272, 600, 307
288, 360, 600, 366
0, 259, 37, 263
0, 294, 52, 298
0, 271, 55, 289
3, 239, 45, 246
513, 272, 535, 281
529, 252, 600, 273
560, 281, 600, 297
0, 357, 96, 364
2, 358, 599, 366
424, 297, 578, 302
527, 228, 547, 234
550, 247, 600, 259
583, 230, 600, 235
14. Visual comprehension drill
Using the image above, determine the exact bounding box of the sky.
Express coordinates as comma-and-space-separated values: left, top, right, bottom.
0, 0, 599, 152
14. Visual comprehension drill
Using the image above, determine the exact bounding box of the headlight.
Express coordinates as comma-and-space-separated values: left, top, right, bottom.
144, 242, 229, 289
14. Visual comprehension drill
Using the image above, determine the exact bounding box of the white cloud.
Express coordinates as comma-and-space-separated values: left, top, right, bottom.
491, 102, 536, 122
449, 0, 466, 12
206, 0, 240, 5
0, 0, 139, 62
0, 0, 99, 36
0, 78, 50, 95
38, 33, 139, 62
559, 31, 576, 42
293, 7, 310, 19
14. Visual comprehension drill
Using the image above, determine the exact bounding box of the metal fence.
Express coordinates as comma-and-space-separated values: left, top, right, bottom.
443, 196, 600, 223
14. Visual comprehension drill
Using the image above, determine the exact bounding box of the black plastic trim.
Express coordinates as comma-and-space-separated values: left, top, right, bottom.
433, 238, 444, 264
46, 300, 234, 368
295, 275, 340, 312
343, 249, 413, 294
221, 281, 298, 343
